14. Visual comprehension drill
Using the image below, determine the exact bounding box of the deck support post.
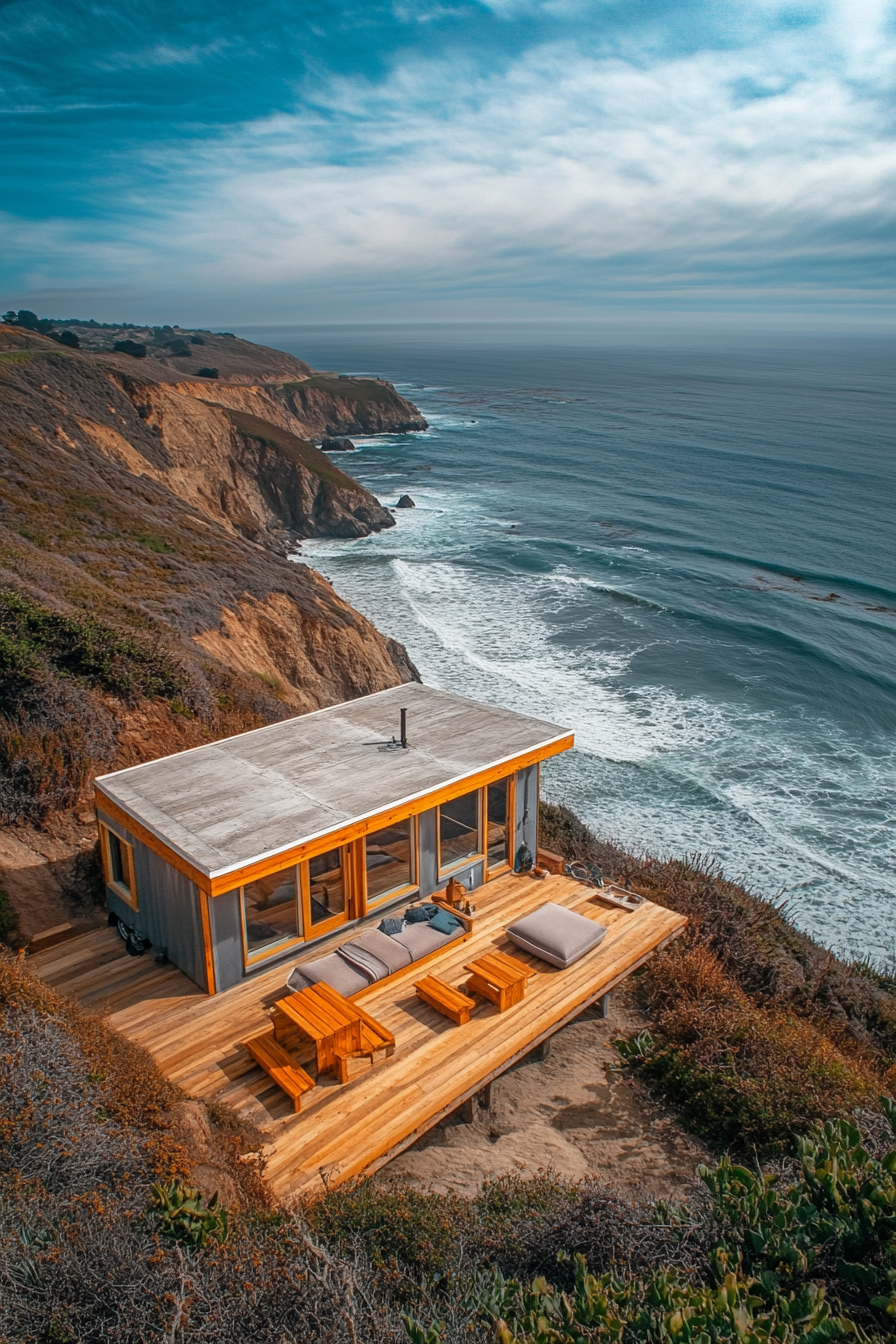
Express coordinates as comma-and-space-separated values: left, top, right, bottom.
530, 1037, 551, 1062
599, 993, 610, 1019
460, 1097, 476, 1124
478, 1083, 492, 1109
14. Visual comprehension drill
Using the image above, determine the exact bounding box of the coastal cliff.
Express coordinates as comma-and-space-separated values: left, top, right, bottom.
0, 319, 422, 939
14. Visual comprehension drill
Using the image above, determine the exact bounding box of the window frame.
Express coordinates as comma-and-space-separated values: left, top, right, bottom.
300, 843, 353, 938
239, 864, 304, 969
437, 788, 484, 878
100, 823, 138, 911
363, 815, 419, 913
484, 774, 516, 881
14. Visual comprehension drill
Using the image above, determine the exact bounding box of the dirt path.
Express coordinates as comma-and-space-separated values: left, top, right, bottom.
381, 984, 708, 1202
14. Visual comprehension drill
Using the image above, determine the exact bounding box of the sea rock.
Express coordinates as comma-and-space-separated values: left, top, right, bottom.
322, 437, 356, 451
396, 494, 416, 509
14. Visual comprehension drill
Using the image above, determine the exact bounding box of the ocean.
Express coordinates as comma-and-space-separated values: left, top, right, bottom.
243, 325, 896, 964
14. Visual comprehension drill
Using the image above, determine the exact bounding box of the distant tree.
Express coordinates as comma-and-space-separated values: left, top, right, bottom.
54, 330, 80, 349
189, 335, 205, 345
196, 367, 219, 379
14, 309, 40, 330
113, 339, 147, 358
164, 339, 191, 357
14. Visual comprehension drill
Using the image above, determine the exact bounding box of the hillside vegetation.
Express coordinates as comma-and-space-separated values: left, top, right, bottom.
0, 319, 422, 938
540, 803, 896, 1154
4, 888, 896, 1342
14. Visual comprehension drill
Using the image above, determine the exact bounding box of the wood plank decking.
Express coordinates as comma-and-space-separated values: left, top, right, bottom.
30, 873, 686, 1199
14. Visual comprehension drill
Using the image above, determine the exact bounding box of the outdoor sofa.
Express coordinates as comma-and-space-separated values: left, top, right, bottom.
286, 903, 468, 998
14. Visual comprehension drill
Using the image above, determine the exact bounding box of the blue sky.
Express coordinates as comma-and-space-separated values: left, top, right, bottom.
1, 0, 894, 326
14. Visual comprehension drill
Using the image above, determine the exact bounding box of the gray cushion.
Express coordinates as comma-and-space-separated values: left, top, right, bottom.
285, 966, 312, 993
506, 902, 607, 969
392, 921, 465, 960
299, 952, 370, 997
338, 929, 413, 980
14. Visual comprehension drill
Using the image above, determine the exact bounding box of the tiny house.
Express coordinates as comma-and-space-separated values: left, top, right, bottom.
94, 683, 574, 994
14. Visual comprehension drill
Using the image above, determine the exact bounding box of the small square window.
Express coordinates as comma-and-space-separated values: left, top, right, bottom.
102, 825, 138, 911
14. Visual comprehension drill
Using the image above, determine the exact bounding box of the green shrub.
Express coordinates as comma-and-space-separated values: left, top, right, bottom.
0, 586, 189, 704
151, 1181, 229, 1248
456, 1255, 859, 1344
113, 339, 147, 358
615, 945, 874, 1154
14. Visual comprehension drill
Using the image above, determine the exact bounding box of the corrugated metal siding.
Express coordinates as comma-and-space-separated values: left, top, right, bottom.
97, 809, 208, 992
417, 807, 438, 896
208, 890, 244, 993
515, 764, 539, 861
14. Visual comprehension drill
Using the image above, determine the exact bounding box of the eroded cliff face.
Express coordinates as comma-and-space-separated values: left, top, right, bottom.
0, 322, 421, 941
102, 373, 396, 542
183, 374, 427, 442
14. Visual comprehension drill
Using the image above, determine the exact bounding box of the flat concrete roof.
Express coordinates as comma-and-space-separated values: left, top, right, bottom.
95, 683, 571, 879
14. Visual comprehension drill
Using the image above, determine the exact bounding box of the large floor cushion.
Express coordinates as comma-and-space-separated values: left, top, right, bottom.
507, 902, 607, 969
338, 929, 413, 981
392, 921, 465, 960
298, 952, 370, 997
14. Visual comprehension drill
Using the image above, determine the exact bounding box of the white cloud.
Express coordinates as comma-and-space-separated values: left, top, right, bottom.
6, 2, 896, 318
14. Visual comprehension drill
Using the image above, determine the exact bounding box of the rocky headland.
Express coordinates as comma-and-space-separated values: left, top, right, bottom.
0, 318, 425, 939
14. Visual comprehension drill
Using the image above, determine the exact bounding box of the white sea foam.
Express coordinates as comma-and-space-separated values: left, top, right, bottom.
296, 356, 895, 963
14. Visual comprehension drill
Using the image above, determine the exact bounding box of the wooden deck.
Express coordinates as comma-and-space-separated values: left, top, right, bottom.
30, 873, 686, 1199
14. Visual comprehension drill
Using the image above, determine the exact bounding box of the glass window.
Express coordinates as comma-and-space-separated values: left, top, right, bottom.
486, 778, 511, 870
308, 848, 347, 928
243, 868, 299, 958
108, 831, 131, 891
103, 826, 137, 909
439, 790, 480, 873
365, 820, 415, 907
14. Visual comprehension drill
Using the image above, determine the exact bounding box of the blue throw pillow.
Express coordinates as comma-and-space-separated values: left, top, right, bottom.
378, 917, 404, 936
430, 907, 462, 935
404, 903, 439, 924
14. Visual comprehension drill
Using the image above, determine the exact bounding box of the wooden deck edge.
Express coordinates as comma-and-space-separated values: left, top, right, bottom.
294, 915, 686, 1198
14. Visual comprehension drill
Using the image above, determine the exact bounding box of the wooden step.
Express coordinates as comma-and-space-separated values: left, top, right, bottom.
243, 1030, 314, 1114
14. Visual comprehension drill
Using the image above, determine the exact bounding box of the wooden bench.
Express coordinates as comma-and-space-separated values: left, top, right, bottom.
243, 1029, 315, 1113
537, 848, 566, 875
415, 974, 475, 1025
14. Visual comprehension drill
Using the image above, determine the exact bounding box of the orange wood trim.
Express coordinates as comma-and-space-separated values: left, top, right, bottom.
198, 890, 217, 995
208, 735, 573, 896
299, 846, 352, 939
350, 840, 365, 921
484, 774, 516, 883
98, 822, 139, 912
95, 790, 212, 894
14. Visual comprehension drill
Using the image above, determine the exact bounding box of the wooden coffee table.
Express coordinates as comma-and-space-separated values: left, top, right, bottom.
415, 974, 475, 1025
271, 984, 394, 1083
464, 950, 532, 1012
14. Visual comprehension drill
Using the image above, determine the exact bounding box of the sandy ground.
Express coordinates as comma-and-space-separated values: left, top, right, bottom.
380, 983, 708, 1203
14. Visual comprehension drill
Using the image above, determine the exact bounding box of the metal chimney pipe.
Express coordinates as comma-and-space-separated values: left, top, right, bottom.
400, 708, 408, 749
